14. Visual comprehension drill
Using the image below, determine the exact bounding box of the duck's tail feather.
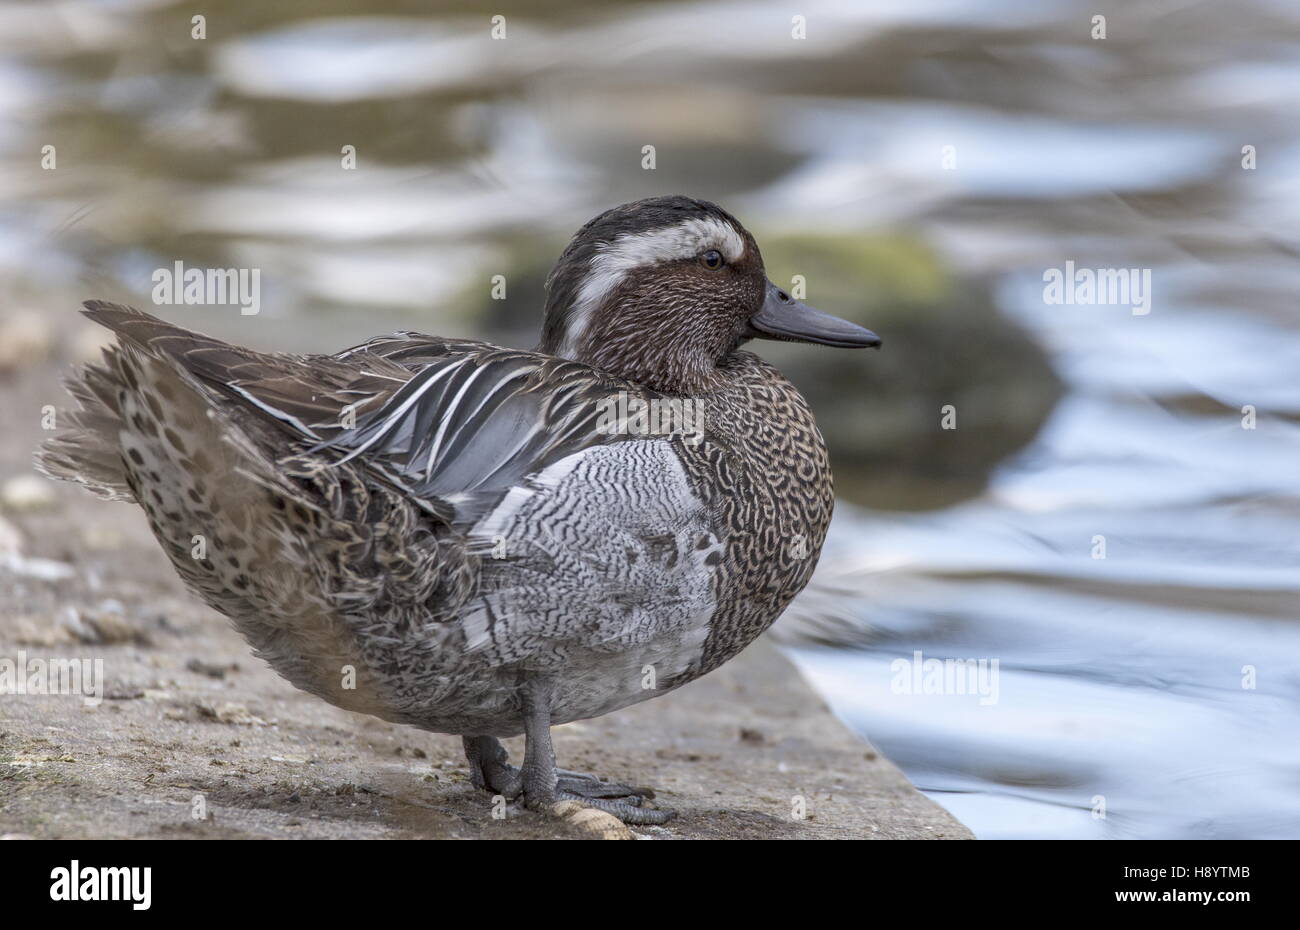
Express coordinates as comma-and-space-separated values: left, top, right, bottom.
79, 299, 228, 358
34, 302, 223, 500
34, 363, 132, 500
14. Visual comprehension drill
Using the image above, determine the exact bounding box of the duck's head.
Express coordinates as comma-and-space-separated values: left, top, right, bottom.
540, 195, 879, 393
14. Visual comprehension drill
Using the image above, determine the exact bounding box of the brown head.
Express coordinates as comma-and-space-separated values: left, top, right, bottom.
539, 196, 879, 394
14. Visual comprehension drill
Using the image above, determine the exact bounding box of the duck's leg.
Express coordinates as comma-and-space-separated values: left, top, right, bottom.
461, 735, 522, 798
518, 676, 559, 805
519, 675, 675, 825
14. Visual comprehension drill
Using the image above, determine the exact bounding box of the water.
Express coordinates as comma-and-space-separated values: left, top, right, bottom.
1, 0, 1298, 838
784, 282, 1300, 839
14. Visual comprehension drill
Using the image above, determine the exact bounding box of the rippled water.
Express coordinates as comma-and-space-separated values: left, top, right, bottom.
779, 4, 1300, 831
786, 276, 1300, 839
2, 0, 1298, 838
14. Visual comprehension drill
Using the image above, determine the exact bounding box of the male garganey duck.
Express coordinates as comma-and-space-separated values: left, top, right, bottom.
37, 196, 879, 825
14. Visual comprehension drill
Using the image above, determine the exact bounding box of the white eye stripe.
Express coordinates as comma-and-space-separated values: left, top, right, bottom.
601, 217, 746, 267
557, 217, 746, 360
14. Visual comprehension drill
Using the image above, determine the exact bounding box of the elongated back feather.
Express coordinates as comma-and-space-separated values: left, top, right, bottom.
69, 302, 645, 524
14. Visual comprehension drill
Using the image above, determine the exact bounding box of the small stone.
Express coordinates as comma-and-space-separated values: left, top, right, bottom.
104, 684, 145, 700
0, 553, 74, 581
80, 524, 125, 551
61, 602, 142, 645
0, 310, 53, 373
186, 658, 237, 679
0, 515, 20, 554
549, 800, 635, 840
9, 616, 75, 647
196, 701, 268, 726
1, 475, 57, 513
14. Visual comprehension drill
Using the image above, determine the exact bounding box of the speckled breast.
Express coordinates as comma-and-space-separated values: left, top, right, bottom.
669, 350, 835, 683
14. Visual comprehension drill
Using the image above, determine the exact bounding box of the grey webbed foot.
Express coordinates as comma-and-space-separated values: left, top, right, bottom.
557, 769, 656, 799
512, 756, 675, 824
555, 790, 676, 825
460, 678, 678, 827
555, 768, 674, 822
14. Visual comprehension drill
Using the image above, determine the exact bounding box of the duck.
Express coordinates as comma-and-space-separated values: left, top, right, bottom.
36, 195, 879, 825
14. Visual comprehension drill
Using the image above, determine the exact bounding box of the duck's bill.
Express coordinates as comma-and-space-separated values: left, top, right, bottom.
747, 280, 881, 348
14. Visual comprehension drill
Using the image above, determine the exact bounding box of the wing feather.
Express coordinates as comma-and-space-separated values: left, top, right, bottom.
79, 301, 646, 522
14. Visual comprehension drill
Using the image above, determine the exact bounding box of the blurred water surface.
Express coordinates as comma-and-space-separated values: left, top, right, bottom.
2, 0, 1298, 838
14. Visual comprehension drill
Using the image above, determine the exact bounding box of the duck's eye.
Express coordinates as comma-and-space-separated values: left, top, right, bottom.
700, 249, 724, 270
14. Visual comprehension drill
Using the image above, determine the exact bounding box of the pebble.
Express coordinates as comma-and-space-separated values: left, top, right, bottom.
1, 475, 57, 513
0, 515, 20, 553
186, 658, 238, 679
0, 553, 74, 581
549, 800, 634, 840
196, 701, 269, 726
80, 525, 125, 551
8, 616, 75, 647
60, 602, 141, 644
0, 310, 53, 373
